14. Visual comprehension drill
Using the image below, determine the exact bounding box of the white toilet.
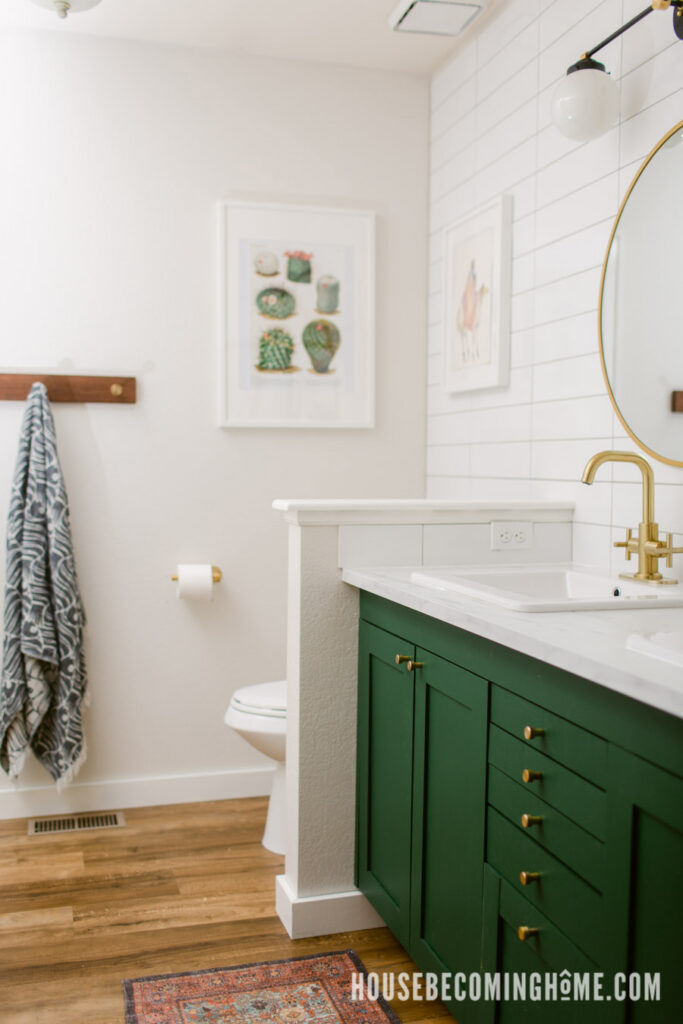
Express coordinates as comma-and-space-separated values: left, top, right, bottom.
224, 680, 287, 855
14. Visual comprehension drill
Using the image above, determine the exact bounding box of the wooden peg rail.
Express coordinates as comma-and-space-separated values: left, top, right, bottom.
671, 391, 683, 413
0, 374, 136, 404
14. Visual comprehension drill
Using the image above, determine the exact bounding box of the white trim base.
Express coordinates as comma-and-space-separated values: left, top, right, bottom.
276, 873, 384, 939
0, 766, 275, 821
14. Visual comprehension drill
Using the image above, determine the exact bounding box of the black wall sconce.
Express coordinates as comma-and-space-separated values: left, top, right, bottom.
552, 0, 683, 142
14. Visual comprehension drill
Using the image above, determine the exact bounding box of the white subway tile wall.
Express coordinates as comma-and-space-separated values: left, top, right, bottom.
422, 522, 572, 566
337, 520, 572, 569
427, 0, 683, 575
338, 525, 423, 569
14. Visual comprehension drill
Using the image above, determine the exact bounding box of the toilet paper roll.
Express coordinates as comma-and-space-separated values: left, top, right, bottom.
175, 564, 214, 601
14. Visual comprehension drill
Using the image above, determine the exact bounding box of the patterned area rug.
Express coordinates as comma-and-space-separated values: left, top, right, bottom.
122, 950, 400, 1024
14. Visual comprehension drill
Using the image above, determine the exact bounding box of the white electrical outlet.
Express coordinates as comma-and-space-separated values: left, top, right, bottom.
490, 521, 534, 551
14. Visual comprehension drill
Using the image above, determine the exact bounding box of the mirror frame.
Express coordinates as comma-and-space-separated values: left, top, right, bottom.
598, 119, 683, 469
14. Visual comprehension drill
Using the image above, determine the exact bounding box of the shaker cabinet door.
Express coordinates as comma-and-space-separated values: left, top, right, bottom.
409, 649, 488, 985
603, 746, 683, 1024
356, 620, 415, 947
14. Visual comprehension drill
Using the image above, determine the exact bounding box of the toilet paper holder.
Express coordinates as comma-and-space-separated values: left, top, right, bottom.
171, 566, 223, 583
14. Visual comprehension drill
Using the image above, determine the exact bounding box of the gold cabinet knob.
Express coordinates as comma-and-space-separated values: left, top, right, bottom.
395, 654, 410, 665
521, 814, 543, 829
522, 769, 543, 784
406, 660, 423, 672
520, 871, 541, 886
110, 383, 124, 397
523, 726, 545, 741
517, 926, 539, 942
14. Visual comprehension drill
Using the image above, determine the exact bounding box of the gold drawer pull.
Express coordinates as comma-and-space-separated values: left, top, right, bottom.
524, 726, 545, 740
520, 871, 541, 886
406, 660, 423, 672
517, 926, 539, 942
521, 814, 543, 829
395, 654, 411, 665
522, 769, 543, 784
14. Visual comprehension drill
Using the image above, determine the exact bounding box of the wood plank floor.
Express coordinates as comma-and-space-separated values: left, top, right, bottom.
0, 797, 450, 1024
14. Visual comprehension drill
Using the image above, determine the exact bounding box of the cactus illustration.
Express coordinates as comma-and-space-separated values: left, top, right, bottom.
316, 275, 340, 313
285, 250, 313, 283
303, 319, 341, 373
254, 250, 279, 276
256, 287, 296, 319
257, 328, 294, 371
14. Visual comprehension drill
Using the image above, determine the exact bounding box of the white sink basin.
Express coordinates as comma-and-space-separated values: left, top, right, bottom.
626, 631, 683, 667
410, 564, 683, 612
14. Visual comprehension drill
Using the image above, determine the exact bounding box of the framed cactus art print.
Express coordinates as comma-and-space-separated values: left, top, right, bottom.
442, 194, 512, 394
219, 199, 375, 428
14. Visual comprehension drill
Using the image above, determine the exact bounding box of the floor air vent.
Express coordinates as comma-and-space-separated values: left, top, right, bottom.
28, 811, 126, 836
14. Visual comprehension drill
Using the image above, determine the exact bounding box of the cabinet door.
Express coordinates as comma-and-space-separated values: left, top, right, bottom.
410, 648, 488, 988
356, 620, 415, 947
603, 746, 683, 1023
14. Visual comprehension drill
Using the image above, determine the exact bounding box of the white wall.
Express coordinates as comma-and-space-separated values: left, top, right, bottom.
427, 0, 683, 571
0, 29, 429, 816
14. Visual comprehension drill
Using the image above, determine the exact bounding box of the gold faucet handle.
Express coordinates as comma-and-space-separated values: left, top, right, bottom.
662, 534, 683, 569
614, 528, 633, 561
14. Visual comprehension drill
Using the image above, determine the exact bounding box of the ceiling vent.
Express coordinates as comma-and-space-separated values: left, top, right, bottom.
388, 1, 484, 37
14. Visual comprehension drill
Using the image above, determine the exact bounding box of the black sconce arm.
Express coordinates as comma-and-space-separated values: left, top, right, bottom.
575, 0, 683, 71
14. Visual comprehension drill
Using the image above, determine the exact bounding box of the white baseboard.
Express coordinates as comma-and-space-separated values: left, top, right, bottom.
0, 766, 275, 821
276, 873, 384, 939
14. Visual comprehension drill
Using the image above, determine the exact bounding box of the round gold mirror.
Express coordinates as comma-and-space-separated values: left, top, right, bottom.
599, 120, 683, 468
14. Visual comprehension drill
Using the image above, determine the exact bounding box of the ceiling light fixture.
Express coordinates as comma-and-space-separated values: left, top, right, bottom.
551, 0, 683, 143
29, 0, 103, 19
388, 1, 484, 38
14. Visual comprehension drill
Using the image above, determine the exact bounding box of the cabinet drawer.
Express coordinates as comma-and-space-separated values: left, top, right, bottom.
487, 765, 604, 891
487, 807, 602, 963
488, 724, 606, 840
490, 685, 607, 786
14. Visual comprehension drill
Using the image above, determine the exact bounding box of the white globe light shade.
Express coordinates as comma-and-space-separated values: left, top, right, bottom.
551, 67, 620, 142
29, 0, 103, 17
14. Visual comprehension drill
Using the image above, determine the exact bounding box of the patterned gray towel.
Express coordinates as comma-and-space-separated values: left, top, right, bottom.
0, 382, 87, 786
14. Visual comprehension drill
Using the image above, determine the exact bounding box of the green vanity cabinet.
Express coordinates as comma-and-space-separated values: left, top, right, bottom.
356, 591, 683, 1024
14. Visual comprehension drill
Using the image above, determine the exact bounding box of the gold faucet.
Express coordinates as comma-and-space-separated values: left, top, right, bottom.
581, 450, 683, 584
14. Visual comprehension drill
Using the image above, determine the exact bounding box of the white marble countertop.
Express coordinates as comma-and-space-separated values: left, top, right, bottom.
273, 498, 573, 525
342, 566, 683, 720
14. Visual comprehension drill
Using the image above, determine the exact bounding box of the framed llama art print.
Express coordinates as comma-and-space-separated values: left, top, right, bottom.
442, 195, 512, 394
219, 199, 375, 428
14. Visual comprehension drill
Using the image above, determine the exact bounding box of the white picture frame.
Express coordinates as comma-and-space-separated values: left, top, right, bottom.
442, 195, 512, 394
218, 199, 375, 428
